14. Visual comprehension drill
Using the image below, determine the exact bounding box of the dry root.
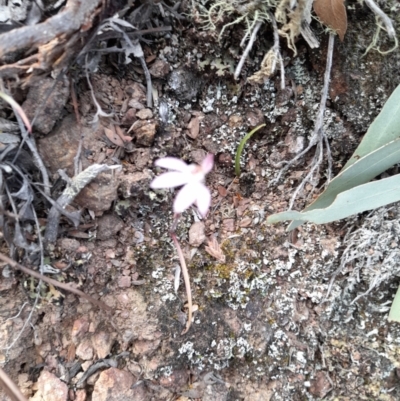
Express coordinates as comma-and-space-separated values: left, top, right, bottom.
272, 33, 335, 210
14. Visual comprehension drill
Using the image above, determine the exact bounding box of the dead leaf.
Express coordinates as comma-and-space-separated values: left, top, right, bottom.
239, 216, 252, 228
146, 54, 157, 63
205, 237, 226, 263
48, 284, 65, 301
104, 126, 125, 147
187, 117, 200, 139
217, 185, 227, 197
67, 230, 90, 239
248, 49, 278, 84
53, 261, 68, 270
114, 125, 133, 143
67, 343, 76, 362
313, 0, 347, 41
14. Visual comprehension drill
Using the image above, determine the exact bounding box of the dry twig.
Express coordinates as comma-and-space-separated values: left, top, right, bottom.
234, 20, 263, 80
70, 81, 84, 176
247, 13, 285, 88
14, 114, 51, 196
364, 0, 396, 38
0, 0, 103, 59
363, 0, 398, 54
171, 232, 193, 335
272, 33, 335, 209
0, 252, 111, 311
0, 367, 28, 401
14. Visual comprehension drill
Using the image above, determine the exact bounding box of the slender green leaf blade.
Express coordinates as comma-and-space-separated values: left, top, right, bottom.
388, 285, 400, 322
267, 210, 303, 224
268, 174, 400, 225
287, 137, 400, 230
287, 84, 400, 230
235, 124, 265, 176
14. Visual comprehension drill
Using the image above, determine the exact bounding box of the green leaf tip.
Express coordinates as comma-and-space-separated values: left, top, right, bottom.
388, 285, 400, 323
235, 123, 266, 177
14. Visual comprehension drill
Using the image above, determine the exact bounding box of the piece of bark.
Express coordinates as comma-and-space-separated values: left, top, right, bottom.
0, 0, 103, 60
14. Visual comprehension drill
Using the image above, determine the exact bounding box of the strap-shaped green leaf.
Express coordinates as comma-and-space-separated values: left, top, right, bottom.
388, 285, 400, 322
343, 84, 400, 170
267, 173, 400, 225
287, 84, 400, 230
284, 137, 400, 230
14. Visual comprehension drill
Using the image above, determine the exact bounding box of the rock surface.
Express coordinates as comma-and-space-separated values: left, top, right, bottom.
23, 76, 70, 134
91, 368, 146, 401
92, 331, 115, 359
189, 222, 206, 247
132, 121, 157, 146
118, 171, 151, 199
168, 68, 202, 101
30, 371, 68, 401
75, 339, 93, 361
96, 214, 124, 241
37, 115, 119, 214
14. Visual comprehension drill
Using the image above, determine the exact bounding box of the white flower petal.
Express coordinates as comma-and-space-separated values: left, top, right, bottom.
173, 184, 198, 214
195, 183, 211, 217
150, 172, 188, 189
155, 157, 189, 172
201, 154, 214, 174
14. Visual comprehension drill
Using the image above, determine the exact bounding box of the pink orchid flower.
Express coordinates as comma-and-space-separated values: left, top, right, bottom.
150, 154, 214, 217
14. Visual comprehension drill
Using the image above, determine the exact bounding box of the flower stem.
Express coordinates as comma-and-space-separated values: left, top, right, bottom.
170, 230, 192, 335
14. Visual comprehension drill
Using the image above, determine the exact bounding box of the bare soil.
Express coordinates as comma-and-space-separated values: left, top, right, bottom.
1, 1, 400, 400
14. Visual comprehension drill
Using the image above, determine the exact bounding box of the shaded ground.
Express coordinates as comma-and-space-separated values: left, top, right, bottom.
1, 1, 400, 400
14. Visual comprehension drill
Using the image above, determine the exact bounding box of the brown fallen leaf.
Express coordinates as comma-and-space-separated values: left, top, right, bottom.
313, 0, 347, 41
53, 260, 68, 270
217, 185, 228, 197
114, 125, 133, 143
67, 343, 76, 363
205, 236, 226, 263
104, 126, 125, 147
187, 116, 200, 139
104, 125, 132, 147
67, 230, 90, 239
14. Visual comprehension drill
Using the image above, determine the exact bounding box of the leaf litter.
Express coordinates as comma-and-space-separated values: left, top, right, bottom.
0, 1, 400, 400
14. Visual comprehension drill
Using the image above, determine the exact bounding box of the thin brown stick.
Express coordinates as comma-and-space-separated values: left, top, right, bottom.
71, 80, 83, 176
0, 253, 111, 311
0, 368, 28, 401
171, 232, 192, 335
0, 55, 38, 79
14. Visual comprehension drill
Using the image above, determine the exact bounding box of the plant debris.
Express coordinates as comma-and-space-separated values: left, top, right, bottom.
313, 0, 347, 41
